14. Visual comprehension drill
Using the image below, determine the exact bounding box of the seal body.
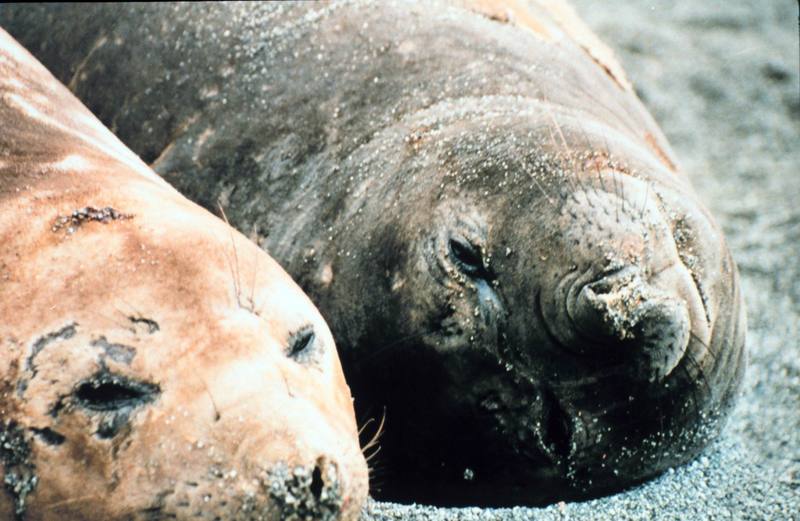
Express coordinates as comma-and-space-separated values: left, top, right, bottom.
0, 29, 367, 520
1, 1, 746, 506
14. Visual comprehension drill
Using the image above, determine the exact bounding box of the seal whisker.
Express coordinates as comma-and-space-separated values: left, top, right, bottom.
217, 202, 245, 311
576, 123, 604, 205
515, 154, 556, 208
367, 467, 387, 494
42, 493, 103, 510
544, 104, 581, 197
193, 374, 221, 422
357, 328, 441, 366
547, 369, 626, 388
248, 223, 260, 314
92, 310, 130, 332
550, 110, 584, 197
675, 335, 714, 443
590, 150, 610, 196
113, 299, 147, 324
279, 366, 296, 399
357, 417, 376, 437
571, 131, 596, 203
365, 445, 382, 464
360, 408, 387, 456
677, 354, 710, 449
597, 133, 623, 223
689, 330, 718, 365
640, 181, 651, 219
684, 339, 713, 395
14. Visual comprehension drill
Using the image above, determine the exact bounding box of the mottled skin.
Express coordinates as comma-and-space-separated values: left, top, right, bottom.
1, 1, 746, 506
0, 30, 367, 520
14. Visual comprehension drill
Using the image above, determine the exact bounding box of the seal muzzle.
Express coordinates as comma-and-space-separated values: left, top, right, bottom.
572, 266, 691, 382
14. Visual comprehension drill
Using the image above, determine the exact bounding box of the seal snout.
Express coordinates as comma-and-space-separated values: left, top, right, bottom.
571, 266, 691, 382
267, 456, 347, 521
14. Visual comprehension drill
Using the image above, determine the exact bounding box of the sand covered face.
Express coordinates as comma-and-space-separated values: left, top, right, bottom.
0, 30, 367, 521
347, 112, 746, 504
0, 210, 366, 521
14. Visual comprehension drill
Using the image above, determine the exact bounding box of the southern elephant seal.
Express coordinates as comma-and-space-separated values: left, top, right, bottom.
1, 1, 747, 506
0, 29, 367, 520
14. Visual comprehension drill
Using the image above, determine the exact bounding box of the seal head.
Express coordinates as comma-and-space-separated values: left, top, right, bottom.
0, 29, 367, 520
331, 104, 745, 505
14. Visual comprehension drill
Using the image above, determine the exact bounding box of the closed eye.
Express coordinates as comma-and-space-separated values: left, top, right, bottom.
287, 327, 317, 363
449, 237, 486, 277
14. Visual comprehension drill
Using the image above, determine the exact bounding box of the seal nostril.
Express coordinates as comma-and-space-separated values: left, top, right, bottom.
542, 391, 572, 461
311, 458, 325, 501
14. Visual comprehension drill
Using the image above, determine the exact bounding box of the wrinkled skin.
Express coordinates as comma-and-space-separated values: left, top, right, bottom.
1, 1, 746, 506
0, 31, 367, 520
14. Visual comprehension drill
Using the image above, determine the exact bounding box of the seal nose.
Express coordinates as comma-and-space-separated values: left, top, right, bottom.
267, 456, 346, 520
571, 266, 691, 382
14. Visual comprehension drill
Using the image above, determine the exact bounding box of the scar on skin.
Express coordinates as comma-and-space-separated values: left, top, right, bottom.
17, 323, 78, 396
52, 206, 133, 234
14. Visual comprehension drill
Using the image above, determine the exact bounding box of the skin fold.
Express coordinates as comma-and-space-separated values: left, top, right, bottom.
0, 29, 367, 520
1, 1, 746, 506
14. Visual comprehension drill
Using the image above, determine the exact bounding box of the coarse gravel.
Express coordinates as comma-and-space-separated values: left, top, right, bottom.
363, 1, 800, 519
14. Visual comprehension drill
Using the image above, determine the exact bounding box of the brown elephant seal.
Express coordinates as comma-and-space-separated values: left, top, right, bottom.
0, 0, 746, 506
0, 29, 367, 520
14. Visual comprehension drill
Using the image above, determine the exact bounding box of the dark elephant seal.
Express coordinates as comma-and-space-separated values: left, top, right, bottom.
1, 0, 746, 506
0, 29, 367, 520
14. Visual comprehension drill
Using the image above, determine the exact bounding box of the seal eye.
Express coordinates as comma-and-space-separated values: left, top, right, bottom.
74, 373, 159, 412
287, 327, 317, 363
449, 237, 485, 277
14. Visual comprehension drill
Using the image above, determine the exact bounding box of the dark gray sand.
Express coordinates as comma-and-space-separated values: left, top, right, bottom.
364, 1, 800, 519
